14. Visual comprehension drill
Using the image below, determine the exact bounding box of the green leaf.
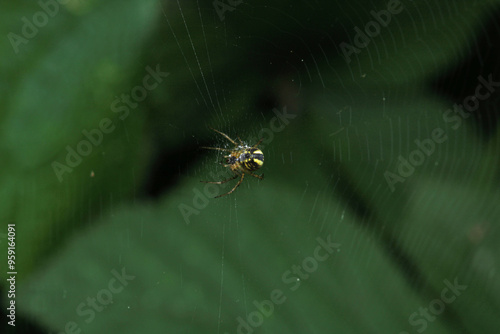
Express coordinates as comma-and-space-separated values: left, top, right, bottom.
0, 0, 160, 280
307, 86, 500, 332
17, 176, 449, 333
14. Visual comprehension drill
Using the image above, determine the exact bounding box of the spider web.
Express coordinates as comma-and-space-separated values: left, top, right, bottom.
156, 1, 498, 333
6, 0, 500, 333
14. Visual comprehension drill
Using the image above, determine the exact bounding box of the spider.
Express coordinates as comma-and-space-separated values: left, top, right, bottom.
201, 127, 264, 198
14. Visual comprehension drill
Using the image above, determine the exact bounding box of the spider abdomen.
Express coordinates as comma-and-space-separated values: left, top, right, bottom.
239, 148, 264, 171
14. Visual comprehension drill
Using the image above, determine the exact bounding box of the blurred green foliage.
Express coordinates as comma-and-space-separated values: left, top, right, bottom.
1, 0, 500, 333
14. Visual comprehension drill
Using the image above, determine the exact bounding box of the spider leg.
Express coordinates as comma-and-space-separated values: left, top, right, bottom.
209, 127, 238, 146
247, 171, 264, 180
201, 146, 232, 152
215, 173, 245, 198
252, 138, 264, 148
200, 174, 238, 185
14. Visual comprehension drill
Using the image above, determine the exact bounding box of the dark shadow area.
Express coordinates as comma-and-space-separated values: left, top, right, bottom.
430, 7, 500, 140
